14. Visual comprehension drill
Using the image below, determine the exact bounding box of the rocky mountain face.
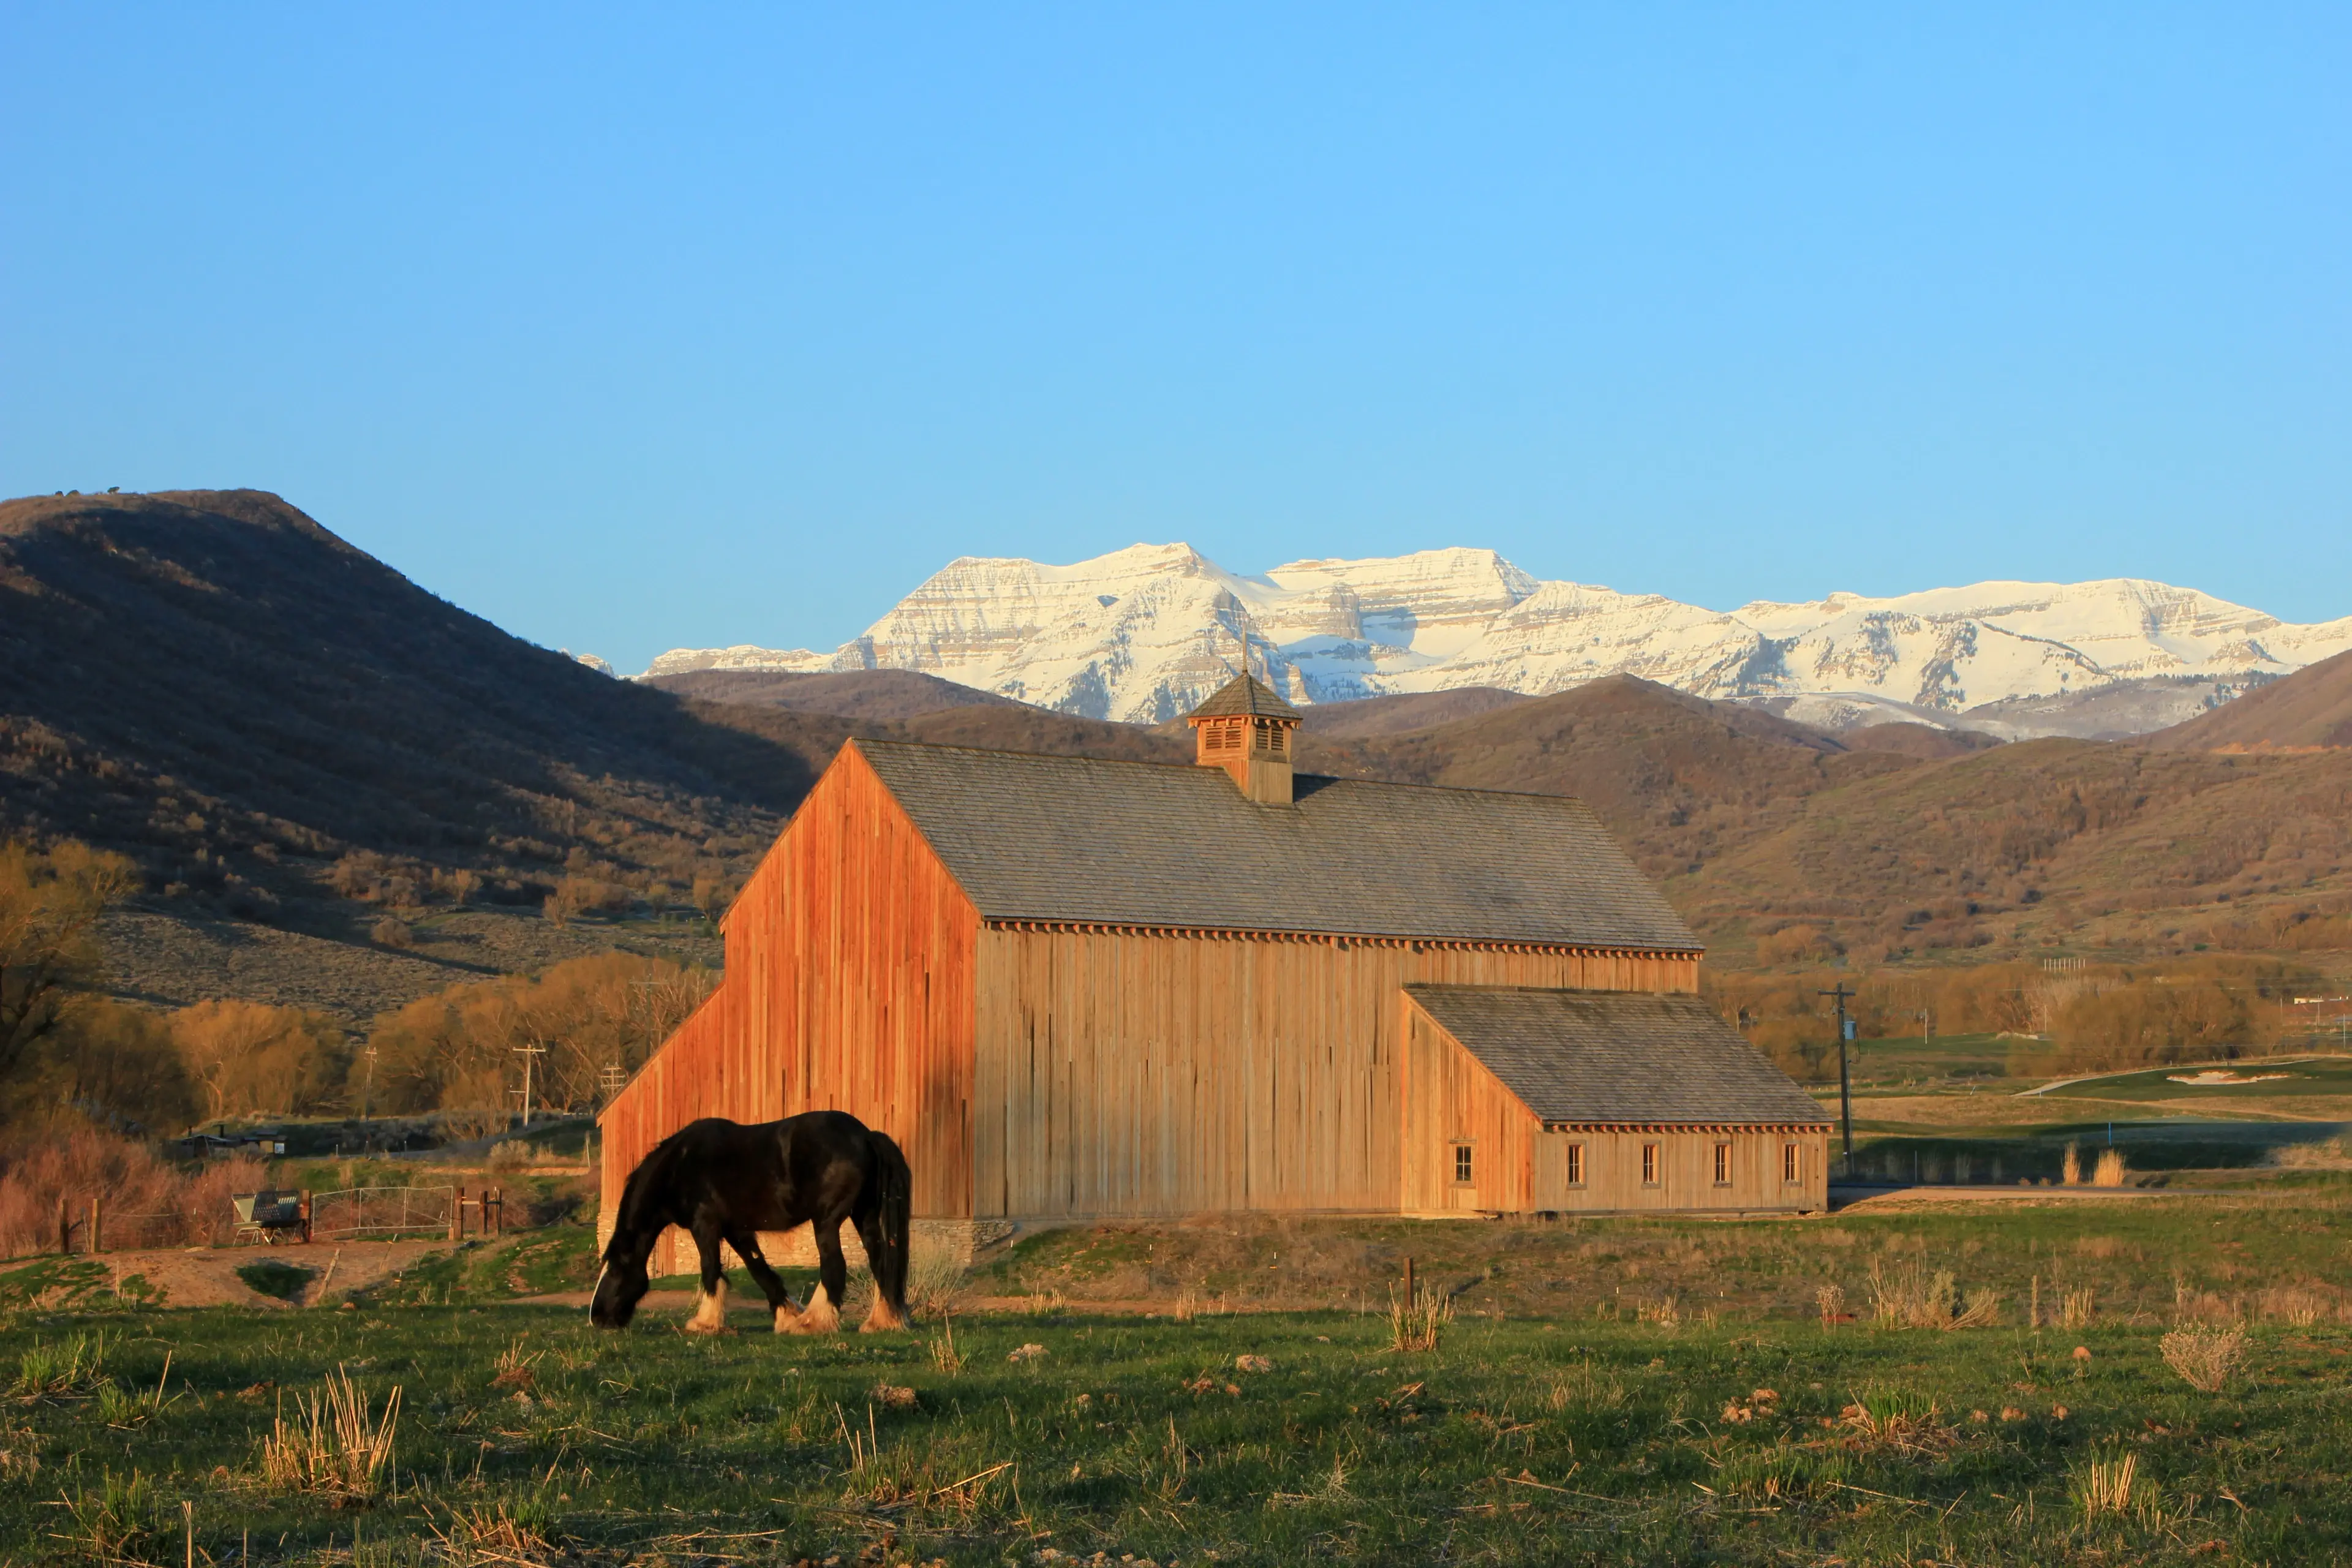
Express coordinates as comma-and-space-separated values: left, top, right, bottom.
646, 546, 2352, 736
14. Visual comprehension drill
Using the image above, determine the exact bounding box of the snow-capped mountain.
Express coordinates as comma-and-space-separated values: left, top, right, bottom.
643, 546, 2352, 732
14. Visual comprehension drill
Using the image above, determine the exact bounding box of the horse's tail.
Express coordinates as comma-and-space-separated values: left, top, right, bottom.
865, 1129, 913, 1312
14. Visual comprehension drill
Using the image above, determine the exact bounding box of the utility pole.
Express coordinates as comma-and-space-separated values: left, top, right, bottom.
511, 1043, 546, 1129
1820, 984, 1857, 1177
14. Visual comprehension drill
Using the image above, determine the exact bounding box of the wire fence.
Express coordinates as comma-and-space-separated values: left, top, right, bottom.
309, 1186, 456, 1240
101, 1211, 192, 1250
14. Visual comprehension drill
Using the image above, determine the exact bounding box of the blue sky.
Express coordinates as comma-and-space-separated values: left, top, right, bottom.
5, 5, 2346, 673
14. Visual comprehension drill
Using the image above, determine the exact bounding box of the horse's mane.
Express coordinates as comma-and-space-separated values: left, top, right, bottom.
608, 1125, 690, 1252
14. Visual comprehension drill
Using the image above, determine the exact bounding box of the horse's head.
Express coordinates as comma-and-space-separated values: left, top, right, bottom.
589, 1238, 652, 1329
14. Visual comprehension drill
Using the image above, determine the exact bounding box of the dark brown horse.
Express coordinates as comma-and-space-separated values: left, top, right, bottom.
592, 1110, 911, 1334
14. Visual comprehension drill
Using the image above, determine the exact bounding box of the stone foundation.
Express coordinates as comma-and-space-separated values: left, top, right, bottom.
596, 1216, 1017, 1279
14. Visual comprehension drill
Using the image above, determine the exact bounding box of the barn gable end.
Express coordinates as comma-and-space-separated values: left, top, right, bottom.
599, 741, 982, 1242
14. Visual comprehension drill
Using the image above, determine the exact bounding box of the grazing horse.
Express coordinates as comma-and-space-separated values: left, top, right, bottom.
591, 1110, 911, 1335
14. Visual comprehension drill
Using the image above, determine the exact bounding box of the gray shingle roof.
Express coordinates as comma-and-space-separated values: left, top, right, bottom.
1188, 675, 1302, 721
1404, 985, 1830, 1125
851, 740, 1699, 951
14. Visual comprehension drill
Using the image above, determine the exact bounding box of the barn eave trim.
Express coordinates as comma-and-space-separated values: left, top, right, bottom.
981, 916, 1702, 960
1539, 1121, 1831, 1134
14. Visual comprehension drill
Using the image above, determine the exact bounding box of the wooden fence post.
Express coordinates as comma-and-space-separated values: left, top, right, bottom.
450, 1186, 464, 1243
299, 1191, 312, 1245
1403, 1256, 1415, 1306
58, 1195, 70, 1256
89, 1197, 102, 1255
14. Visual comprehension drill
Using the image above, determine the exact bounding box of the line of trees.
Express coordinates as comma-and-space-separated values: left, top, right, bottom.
1, 837, 714, 1137
1708, 954, 2328, 1081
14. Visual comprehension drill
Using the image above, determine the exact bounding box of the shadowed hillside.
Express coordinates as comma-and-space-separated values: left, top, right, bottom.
0, 491, 842, 917
2144, 647, 2352, 751
643, 667, 1023, 722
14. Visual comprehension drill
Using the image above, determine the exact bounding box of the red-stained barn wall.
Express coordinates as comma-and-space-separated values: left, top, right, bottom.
599, 744, 981, 1243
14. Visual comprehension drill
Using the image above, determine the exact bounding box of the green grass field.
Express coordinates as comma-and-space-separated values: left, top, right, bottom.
2039, 1056, 2352, 1103
5, 1183, 2352, 1566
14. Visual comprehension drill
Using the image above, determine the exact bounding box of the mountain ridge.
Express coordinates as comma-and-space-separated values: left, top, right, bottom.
646, 543, 2348, 737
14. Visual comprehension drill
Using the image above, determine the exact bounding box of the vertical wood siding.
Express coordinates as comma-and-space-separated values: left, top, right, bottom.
972, 931, 1696, 1218
1524, 1128, 1828, 1213
599, 745, 979, 1234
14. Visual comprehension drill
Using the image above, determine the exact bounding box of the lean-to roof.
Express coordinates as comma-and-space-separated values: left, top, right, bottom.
851, 739, 1698, 952
1404, 985, 1831, 1125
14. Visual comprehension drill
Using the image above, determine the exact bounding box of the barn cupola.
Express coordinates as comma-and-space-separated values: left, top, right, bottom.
1186, 674, 1303, 804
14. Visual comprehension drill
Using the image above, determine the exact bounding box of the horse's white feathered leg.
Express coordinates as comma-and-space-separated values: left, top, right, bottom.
590, 1261, 608, 1319
786, 1282, 841, 1335
860, 1292, 908, 1333
684, 1275, 729, 1334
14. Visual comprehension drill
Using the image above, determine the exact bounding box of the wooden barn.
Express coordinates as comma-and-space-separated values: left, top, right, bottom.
599, 675, 1828, 1259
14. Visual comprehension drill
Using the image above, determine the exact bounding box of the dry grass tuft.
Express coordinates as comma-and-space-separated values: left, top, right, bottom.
2161, 1322, 2248, 1393
2062, 1142, 2083, 1186
2075, 1448, 2160, 1525
428, 1497, 560, 1566
258, 1366, 402, 1501
1814, 1283, 1845, 1329
906, 1253, 967, 1320
2091, 1149, 2129, 1187
2061, 1287, 2097, 1329
927, 1314, 966, 1375
1835, 1390, 1961, 1458
1387, 1285, 1452, 1352
1634, 1294, 1681, 1330
1867, 1259, 1997, 1329
2256, 1285, 2334, 1327
490, 1340, 541, 1391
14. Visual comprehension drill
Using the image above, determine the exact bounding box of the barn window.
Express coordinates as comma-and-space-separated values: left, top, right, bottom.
1262, 720, 1289, 756
1564, 1143, 1585, 1186
1640, 1143, 1659, 1186
1452, 1144, 1474, 1185
1782, 1142, 1801, 1183
1713, 1142, 1732, 1186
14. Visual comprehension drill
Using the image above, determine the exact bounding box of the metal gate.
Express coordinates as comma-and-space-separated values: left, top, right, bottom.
307, 1186, 456, 1240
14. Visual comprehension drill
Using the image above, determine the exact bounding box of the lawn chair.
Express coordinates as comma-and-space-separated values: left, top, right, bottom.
232, 1190, 305, 1245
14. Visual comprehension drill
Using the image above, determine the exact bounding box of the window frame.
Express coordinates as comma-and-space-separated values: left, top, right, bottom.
1640, 1142, 1660, 1186
1564, 1142, 1585, 1188
1782, 1142, 1801, 1184
1713, 1141, 1733, 1187
1451, 1142, 1474, 1186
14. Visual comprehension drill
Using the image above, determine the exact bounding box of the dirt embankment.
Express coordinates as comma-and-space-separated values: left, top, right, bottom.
5, 1240, 454, 1310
